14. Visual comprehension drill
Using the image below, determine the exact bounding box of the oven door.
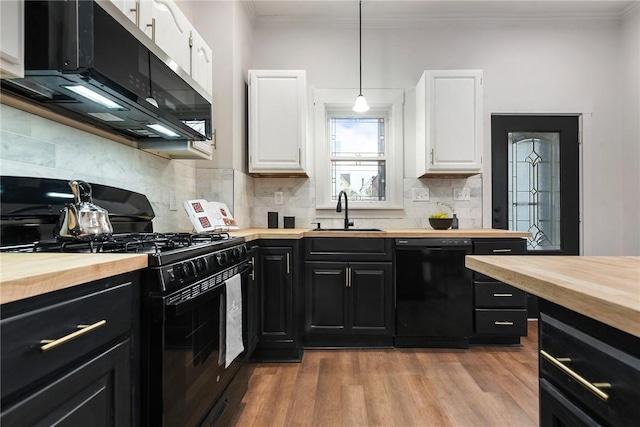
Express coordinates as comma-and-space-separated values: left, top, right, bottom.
144, 262, 251, 427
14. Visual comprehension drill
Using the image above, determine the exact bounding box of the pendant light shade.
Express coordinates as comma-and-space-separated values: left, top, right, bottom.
353, 0, 369, 113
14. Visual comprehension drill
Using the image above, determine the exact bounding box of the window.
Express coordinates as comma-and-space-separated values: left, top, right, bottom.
330, 115, 387, 202
314, 89, 404, 210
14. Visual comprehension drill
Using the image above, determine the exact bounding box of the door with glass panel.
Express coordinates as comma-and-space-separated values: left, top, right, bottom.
491, 116, 579, 256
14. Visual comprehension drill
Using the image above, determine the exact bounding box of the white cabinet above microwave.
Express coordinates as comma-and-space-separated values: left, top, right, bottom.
108, 0, 212, 98
415, 70, 483, 177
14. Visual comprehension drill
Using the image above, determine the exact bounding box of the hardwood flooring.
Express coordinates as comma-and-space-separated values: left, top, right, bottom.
230, 322, 539, 427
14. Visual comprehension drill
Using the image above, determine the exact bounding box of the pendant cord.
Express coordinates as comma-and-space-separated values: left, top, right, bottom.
358, 0, 363, 96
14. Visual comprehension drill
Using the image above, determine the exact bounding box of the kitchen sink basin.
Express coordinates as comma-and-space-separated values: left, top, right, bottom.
312, 228, 385, 232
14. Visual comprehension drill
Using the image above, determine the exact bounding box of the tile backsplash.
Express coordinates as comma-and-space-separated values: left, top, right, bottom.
1, 104, 483, 231
0, 104, 196, 232
247, 173, 483, 229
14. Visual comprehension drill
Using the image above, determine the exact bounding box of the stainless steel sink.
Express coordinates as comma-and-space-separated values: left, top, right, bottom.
312, 228, 385, 232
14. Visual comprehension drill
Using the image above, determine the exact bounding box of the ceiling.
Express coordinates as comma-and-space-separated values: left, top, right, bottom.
247, 0, 638, 24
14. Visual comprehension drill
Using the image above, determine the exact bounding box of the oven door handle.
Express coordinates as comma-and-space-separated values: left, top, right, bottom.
164, 262, 253, 316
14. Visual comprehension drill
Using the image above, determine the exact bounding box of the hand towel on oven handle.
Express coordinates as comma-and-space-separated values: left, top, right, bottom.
219, 273, 244, 368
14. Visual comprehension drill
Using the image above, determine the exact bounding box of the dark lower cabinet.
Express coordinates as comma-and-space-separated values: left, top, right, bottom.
539, 301, 640, 427
303, 238, 394, 347
304, 261, 393, 343
0, 273, 138, 427
1, 340, 131, 427
251, 240, 302, 362
471, 238, 529, 344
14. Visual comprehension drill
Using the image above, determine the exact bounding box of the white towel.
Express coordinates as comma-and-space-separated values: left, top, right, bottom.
221, 274, 244, 368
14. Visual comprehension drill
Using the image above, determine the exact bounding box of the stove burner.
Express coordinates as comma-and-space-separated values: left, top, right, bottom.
1, 232, 232, 254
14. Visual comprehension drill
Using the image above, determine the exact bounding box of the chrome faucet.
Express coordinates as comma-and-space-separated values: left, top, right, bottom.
336, 190, 354, 230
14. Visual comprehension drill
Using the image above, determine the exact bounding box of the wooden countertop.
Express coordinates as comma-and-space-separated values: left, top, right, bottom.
0, 253, 148, 305
230, 228, 530, 241
466, 255, 640, 338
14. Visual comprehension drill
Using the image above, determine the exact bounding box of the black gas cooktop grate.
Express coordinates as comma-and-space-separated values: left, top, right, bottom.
0, 232, 232, 255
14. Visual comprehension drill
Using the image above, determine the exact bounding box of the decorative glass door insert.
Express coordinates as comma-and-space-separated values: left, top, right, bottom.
508, 132, 561, 251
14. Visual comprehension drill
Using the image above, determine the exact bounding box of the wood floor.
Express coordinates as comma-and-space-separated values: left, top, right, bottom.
230, 322, 539, 427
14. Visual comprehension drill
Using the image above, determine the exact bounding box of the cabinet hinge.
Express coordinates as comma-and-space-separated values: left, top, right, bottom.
189, 36, 193, 48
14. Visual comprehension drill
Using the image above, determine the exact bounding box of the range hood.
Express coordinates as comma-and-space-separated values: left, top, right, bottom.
0, 0, 212, 152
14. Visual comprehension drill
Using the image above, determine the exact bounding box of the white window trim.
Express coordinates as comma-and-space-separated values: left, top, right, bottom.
313, 88, 404, 210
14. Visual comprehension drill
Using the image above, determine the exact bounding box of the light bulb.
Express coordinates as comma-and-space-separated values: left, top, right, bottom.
352, 94, 370, 113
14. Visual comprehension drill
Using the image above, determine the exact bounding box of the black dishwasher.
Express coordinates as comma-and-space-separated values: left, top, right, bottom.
395, 238, 472, 348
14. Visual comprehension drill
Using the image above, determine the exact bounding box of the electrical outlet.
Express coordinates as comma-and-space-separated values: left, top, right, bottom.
274, 191, 284, 205
169, 191, 178, 211
412, 188, 429, 202
453, 187, 471, 201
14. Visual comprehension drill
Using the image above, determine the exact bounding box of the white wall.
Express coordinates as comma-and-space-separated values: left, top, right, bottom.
620, 8, 640, 255
251, 16, 634, 254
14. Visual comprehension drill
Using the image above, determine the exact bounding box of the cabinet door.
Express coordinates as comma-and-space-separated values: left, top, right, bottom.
140, 0, 190, 74
189, 27, 212, 96
248, 70, 307, 174
246, 246, 260, 355
108, 0, 139, 26
416, 70, 482, 176
349, 263, 394, 335
0, 0, 24, 78
304, 262, 348, 335
259, 247, 294, 344
1, 340, 131, 427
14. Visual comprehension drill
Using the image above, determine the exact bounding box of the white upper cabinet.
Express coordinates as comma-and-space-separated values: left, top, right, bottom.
140, 0, 191, 75
248, 70, 308, 175
189, 28, 212, 97
416, 70, 483, 176
108, 0, 139, 26
0, 0, 24, 78
109, 0, 212, 97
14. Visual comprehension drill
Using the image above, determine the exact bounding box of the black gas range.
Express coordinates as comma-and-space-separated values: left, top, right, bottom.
0, 176, 253, 427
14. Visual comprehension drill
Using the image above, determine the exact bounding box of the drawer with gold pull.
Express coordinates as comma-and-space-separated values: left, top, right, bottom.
540, 313, 640, 426
1, 279, 133, 401
475, 309, 528, 336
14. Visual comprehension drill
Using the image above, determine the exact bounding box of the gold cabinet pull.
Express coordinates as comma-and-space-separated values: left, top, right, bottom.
492, 248, 512, 253
130, 1, 140, 27
430, 148, 434, 165
286, 252, 290, 274
493, 293, 513, 297
494, 321, 514, 326
147, 18, 156, 42
346, 267, 352, 288
40, 320, 107, 352
250, 256, 255, 280
540, 350, 611, 402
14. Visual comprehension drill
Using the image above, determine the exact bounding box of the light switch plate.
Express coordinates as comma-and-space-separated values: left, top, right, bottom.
453, 187, 471, 201
412, 188, 429, 201
274, 191, 284, 205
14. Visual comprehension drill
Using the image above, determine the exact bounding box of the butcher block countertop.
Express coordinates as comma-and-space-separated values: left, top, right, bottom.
230, 228, 529, 241
0, 253, 148, 305
466, 255, 640, 338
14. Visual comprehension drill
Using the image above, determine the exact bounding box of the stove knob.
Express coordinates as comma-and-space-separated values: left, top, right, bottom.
240, 245, 247, 256
195, 257, 207, 273
216, 252, 228, 266
232, 247, 240, 260
179, 261, 195, 279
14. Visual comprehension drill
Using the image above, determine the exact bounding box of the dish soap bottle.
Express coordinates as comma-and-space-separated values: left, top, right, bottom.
451, 213, 459, 229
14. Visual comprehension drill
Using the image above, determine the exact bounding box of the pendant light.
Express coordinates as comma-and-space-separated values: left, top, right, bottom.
353, 0, 369, 112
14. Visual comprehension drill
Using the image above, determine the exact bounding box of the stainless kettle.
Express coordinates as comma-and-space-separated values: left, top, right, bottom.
55, 180, 114, 241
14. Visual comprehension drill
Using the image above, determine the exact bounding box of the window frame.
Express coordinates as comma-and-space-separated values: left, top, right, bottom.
313, 88, 404, 210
